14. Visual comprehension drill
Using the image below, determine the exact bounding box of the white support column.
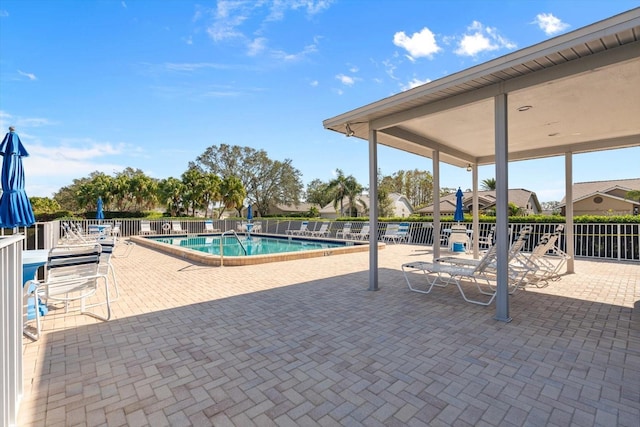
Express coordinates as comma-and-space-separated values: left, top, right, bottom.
494, 93, 511, 322
368, 128, 379, 291
565, 153, 575, 273
472, 164, 479, 258
432, 150, 441, 260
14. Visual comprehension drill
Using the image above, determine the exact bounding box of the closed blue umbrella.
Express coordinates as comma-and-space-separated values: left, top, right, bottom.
247, 205, 252, 221
0, 127, 35, 229
453, 187, 465, 222
96, 196, 104, 220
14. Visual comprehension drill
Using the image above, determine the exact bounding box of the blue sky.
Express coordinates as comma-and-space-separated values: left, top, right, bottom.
1, 0, 639, 203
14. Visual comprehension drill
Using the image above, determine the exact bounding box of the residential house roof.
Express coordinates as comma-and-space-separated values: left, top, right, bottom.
559, 178, 640, 205
418, 189, 541, 214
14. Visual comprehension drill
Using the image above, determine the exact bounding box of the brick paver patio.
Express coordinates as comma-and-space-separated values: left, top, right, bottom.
18, 242, 640, 426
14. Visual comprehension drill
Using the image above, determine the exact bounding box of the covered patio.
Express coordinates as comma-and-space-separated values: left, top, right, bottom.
323, 8, 640, 321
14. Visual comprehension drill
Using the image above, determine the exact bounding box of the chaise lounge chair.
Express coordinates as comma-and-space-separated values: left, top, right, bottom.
307, 223, 330, 237
286, 221, 308, 235
140, 220, 154, 235
171, 220, 184, 234
204, 219, 220, 233
336, 222, 352, 239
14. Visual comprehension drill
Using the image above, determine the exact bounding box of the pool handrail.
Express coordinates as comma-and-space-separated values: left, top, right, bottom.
220, 230, 247, 266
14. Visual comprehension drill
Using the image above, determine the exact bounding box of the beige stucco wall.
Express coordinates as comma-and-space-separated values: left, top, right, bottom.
573, 197, 634, 215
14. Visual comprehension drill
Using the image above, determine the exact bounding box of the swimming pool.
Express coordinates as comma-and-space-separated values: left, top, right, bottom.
130, 233, 378, 266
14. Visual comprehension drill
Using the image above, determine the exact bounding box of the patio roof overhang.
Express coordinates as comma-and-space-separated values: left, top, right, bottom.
323, 9, 640, 167
322, 8, 640, 321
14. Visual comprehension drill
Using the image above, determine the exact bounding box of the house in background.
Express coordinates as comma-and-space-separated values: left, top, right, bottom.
417, 189, 542, 216
559, 178, 640, 216
319, 192, 414, 219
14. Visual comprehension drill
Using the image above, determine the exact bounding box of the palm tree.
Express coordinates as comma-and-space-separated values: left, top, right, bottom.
481, 178, 497, 191
219, 176, 246, 218
328, 169, 363, 217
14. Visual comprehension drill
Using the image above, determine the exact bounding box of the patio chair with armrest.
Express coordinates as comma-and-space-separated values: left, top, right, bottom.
140, 220, 154, 235
24, 244, 111, 341
307, 223, 330, 237
205, 219, 220, 233
336, 222, 352, 239
286, 221, 308, 235
353, 223, 370, 240
513, 225, 569, 284
171, 220, 184, 234
402, 244, 530, 306
476, 227, 495, 250
382, 224, 400, 243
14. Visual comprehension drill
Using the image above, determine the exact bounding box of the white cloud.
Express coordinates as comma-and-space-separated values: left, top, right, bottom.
18, 70, 37, 80
247, 37, 267, 56
0, 10, 8, 17
310, 80, 318, 87
401, 77, 431, 91
533, 13, 570, 35
336, 74, 355, 86
454, 21, 516, 57
393, 27, 441, 60
121, 1, 127, 8
270, 43, 318, 62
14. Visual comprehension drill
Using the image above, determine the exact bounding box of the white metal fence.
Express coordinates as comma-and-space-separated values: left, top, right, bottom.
1, 235, 24, 427
35, 218, 640, 262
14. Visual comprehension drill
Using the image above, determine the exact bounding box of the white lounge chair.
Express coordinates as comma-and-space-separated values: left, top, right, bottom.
382, 223, 410, 244
204, 220, 219, 233
307, 223, 330, 237
353, 224, 370, 240
476, 227, 494, 250
286, 221, 308, 235
140, 220, 154, 235
24, 244, 111, 340
171, 220, 184, 234
382, 224, 400, 242
402, 244, 530, 306
336, 222, 352, 239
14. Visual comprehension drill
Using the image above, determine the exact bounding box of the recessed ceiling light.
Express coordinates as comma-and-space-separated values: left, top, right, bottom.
517, 105, 532, 112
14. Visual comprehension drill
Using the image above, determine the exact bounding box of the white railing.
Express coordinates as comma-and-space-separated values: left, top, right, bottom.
10, 218, 639, 260
0, 235, 24, 427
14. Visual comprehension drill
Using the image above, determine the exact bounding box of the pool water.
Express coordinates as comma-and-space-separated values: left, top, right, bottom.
151, 235, 347, 257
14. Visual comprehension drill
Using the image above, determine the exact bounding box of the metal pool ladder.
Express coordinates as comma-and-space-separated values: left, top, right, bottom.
220, 230, 247, 266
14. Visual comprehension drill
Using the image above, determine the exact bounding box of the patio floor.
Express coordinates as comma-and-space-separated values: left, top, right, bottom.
18, 242, 640, 426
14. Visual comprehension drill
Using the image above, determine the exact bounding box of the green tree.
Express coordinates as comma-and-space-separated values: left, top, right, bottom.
158, 177, 185, 217
181, 168, 207, 216
377, 170, 395, 217
481, 178, 497, 191
219, 176, 246, 218
128, 171, 158, 211
193, 144, 303, 216
328, 169, 364, 217
30, 197, 60, 214
305, 179, 333, 207
626, 190, 640, 202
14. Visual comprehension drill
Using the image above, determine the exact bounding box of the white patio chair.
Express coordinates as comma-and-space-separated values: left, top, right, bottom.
336, 222, 352, 239
286, 221, 308, 235
140, 220, 154, 235
24, 244, 111, 340
353, 224, 370, 240
204, 219, 220, 233
171, 220, 184, 234
307, 223, 330, 237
